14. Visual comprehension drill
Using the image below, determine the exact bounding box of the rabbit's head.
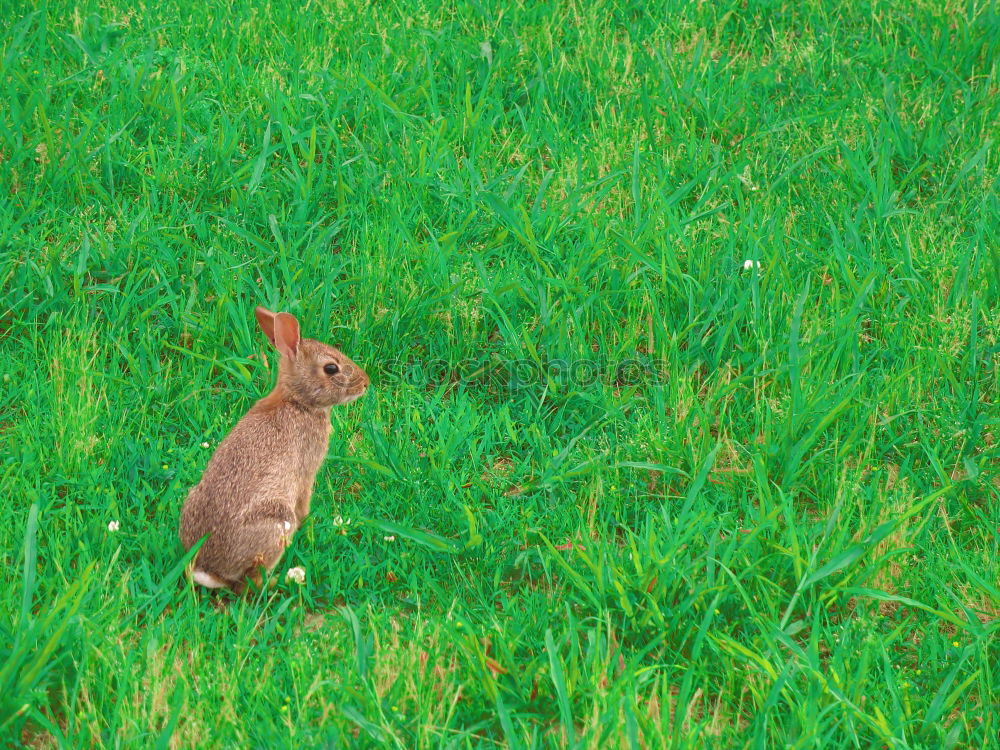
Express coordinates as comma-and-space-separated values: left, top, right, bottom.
255, 307, 369, 408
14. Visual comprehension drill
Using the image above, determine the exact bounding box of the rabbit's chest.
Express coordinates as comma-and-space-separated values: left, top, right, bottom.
299, 440, 327, 476
296, 421, 332, 476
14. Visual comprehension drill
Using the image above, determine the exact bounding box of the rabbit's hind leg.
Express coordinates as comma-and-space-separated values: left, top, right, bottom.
229, 518, 296, 594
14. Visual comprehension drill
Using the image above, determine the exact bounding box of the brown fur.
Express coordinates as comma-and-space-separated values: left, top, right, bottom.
179, 306, 369, 592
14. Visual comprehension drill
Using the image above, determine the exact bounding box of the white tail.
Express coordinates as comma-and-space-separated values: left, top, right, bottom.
192, 569, 228, 589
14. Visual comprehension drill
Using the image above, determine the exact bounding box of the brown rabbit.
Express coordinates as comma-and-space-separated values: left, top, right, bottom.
179, 306, 369, 592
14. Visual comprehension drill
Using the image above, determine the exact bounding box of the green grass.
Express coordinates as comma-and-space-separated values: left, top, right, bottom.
1, 0, 998, 746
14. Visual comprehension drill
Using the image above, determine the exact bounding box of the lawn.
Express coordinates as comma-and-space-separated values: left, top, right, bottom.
1, 0, 998, 746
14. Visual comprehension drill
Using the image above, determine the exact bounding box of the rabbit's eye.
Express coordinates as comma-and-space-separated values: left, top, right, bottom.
324, 363, 340, 376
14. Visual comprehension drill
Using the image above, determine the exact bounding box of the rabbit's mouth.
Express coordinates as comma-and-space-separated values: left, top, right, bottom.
339, 387, 367, 405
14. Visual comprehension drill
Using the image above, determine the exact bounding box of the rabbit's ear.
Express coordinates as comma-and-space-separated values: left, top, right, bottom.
255, 307, 278, 348
274, 312, 301, 358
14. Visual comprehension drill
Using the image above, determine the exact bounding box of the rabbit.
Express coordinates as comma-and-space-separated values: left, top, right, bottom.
179, 306, 369, 593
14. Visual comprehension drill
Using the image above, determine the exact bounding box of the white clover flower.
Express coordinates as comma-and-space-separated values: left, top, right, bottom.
737, 165, 759, 191
743, 259, 761, 270
383, 535, 396, 542
286, 567, 306, 584
332, 515, 352, 527
107, 520, 120, 532
201, 442, 210, 448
